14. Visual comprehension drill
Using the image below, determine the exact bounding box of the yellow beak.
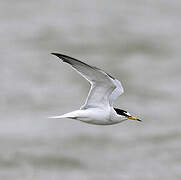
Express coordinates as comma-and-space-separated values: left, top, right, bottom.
128, 116, 142, 122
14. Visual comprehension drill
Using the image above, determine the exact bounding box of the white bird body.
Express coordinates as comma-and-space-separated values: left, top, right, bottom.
49, 53, 141, 125
50, 107, 127, 125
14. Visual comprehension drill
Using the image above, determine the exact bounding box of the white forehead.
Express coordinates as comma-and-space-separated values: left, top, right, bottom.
125, 112, 131, 116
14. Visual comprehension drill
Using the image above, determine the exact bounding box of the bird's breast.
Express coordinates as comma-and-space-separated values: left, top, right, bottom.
76, 108, 112, 125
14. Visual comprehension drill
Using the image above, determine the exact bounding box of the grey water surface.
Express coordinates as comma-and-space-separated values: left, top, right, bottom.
1, 0, 181, 179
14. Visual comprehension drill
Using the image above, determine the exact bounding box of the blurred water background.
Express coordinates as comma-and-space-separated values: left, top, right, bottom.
1, 0, 181, 179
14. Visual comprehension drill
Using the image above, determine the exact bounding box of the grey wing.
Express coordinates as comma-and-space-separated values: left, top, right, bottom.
109, 79, 124, 106
51, 53, 116, 109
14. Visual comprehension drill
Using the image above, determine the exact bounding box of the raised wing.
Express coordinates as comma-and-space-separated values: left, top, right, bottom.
109, 79, 124, 106
51, 53, 118, 109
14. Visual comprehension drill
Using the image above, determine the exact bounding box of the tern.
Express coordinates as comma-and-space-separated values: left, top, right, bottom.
49, 53, 141, 125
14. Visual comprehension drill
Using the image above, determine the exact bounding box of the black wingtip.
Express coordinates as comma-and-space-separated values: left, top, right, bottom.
51, 53, 73, 64
51, 53, 68, 61
51, 53, 72, 60
51, 53, 60, 57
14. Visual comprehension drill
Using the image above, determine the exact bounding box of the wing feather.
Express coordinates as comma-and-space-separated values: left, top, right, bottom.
51, 53, 123, 108
109, 79, 124, 106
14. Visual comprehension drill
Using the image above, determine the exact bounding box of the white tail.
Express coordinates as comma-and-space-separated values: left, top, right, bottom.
48, 110, 81, 119
48, 115, 66, 119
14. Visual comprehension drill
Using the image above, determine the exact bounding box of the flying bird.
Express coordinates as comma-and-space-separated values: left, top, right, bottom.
49, 53, 141, 125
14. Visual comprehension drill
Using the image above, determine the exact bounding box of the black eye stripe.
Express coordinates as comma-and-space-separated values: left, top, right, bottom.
114, 108, 128, 116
